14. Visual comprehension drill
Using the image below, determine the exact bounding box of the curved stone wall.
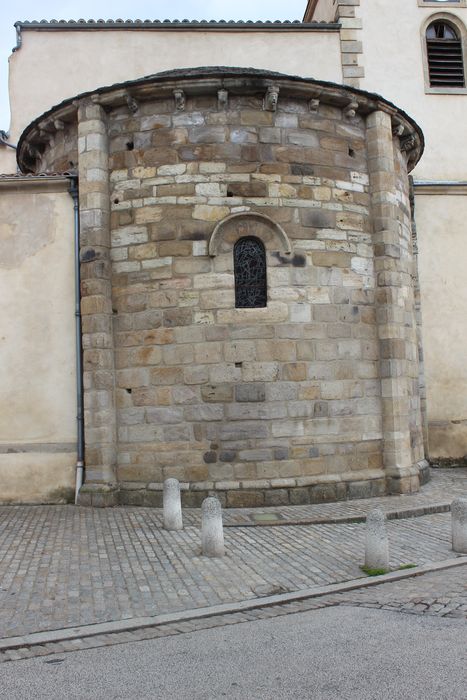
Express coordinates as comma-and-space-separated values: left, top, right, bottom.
39, 121, 78, 173
17, 68, 426, 506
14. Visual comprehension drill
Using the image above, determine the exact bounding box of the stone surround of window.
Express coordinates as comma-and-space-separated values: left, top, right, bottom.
421, 12, 467, 93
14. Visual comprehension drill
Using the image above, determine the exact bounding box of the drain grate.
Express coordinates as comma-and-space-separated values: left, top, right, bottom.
249, 512, 283, 523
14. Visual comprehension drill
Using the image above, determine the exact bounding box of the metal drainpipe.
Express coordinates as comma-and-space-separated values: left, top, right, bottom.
68, 175, 85, 503
0, 131, 17, 150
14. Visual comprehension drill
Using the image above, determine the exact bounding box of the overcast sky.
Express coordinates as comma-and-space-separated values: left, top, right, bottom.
0, 0, 307, 131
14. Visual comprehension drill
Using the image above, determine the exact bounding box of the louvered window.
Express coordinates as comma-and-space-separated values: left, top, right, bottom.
426, 21, 465, 87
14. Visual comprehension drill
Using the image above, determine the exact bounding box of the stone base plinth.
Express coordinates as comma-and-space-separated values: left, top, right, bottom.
78, 461, 430, 508
385, 460, 429, 495
77, 483, 119, 507
118, 475, 388, 508
419, 460, 431, 485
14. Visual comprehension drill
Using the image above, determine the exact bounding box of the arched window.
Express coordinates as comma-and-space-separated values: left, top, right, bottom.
426, 20, 465, 87
234, 236, 267, 308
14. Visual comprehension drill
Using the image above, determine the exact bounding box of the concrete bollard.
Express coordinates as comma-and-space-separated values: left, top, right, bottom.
365, 508, 389, 571
452, 497, 467, 553
201, 497, 225, 557
163, 478, 183, 531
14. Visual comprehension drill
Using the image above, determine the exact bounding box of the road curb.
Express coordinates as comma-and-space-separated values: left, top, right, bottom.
1, 556, 465, 653
225, 502, 452, 527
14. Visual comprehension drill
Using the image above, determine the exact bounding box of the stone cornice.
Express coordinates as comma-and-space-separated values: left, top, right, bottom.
16, 67, 424, 174
414, 181, 467, 195
0, 173, 71, 191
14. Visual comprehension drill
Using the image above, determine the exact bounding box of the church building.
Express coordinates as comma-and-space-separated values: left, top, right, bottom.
0, 0, 465, 507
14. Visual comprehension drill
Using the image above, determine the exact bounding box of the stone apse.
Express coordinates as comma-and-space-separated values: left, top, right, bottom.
17, 68, 428, 507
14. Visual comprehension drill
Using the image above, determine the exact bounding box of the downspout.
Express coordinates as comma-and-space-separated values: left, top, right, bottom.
68, 175, 85, 503
0, 131, 17, 150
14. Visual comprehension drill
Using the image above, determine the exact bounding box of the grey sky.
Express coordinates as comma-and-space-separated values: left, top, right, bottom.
0, 1, 308, 131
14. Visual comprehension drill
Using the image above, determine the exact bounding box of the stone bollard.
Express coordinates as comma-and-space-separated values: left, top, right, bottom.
201, 497, 225, 557
163, 478, 183, 531
452, 497, 467, 554
365, 508, 389, 571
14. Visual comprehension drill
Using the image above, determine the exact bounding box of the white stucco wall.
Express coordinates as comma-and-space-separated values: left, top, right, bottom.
351, 0, 467, 461
416, 191, 467, 458
0, 181, 76, 502
357, 0, 467, 180
0, 26, 342, 175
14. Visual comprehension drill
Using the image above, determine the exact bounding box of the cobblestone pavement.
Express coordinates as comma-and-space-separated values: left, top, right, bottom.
0, 468, 464, 647
0, 564, 465, 664
183, 467, 467, 526
0, 501, 460, 640
332, 563, 467, 618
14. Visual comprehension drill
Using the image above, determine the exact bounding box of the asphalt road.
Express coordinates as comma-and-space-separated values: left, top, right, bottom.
0, 605, 466, 699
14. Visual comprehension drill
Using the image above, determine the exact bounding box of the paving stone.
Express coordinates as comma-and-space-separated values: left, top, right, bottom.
0, 509, 459, 642
0, 468, 464, 654
2, 563, 465, 664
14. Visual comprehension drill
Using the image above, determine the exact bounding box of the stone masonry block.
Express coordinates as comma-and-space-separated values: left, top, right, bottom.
235, 383, 266, 403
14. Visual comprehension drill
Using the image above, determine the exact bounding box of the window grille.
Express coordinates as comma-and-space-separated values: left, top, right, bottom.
234, 236, 267, 308
426, 21, 465, 87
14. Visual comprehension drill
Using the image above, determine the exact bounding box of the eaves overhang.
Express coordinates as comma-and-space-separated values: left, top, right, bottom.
0, 172, 73, 192
13, 18, 340, 50
16, 66, 425, 173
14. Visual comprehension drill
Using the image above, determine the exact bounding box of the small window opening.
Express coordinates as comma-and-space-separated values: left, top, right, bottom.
126, 141, 134, 150
234, 236, 267, 308
426, 21, 465, 87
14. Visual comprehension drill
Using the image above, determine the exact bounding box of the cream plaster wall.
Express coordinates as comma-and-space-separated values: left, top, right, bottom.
0, 149, 16, 176
0, 454, 75, 504
0, 183, 76, 502
416, 192, 467, 458
1, 27, 341, 174
355, 0, 467, 461
357, 0, 467, 180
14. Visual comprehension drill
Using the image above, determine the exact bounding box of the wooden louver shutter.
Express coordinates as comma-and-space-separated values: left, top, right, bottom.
427, 22, 465, 88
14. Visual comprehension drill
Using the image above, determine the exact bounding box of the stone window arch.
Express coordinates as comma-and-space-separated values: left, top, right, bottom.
234, 236, 267, 308
209, 212, 292, 310
208, 212, 292, 257
422, 14, 467, 92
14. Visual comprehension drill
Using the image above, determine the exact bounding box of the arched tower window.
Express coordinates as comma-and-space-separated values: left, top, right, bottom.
426, 20, 465, 87
234, 236, 267, 308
